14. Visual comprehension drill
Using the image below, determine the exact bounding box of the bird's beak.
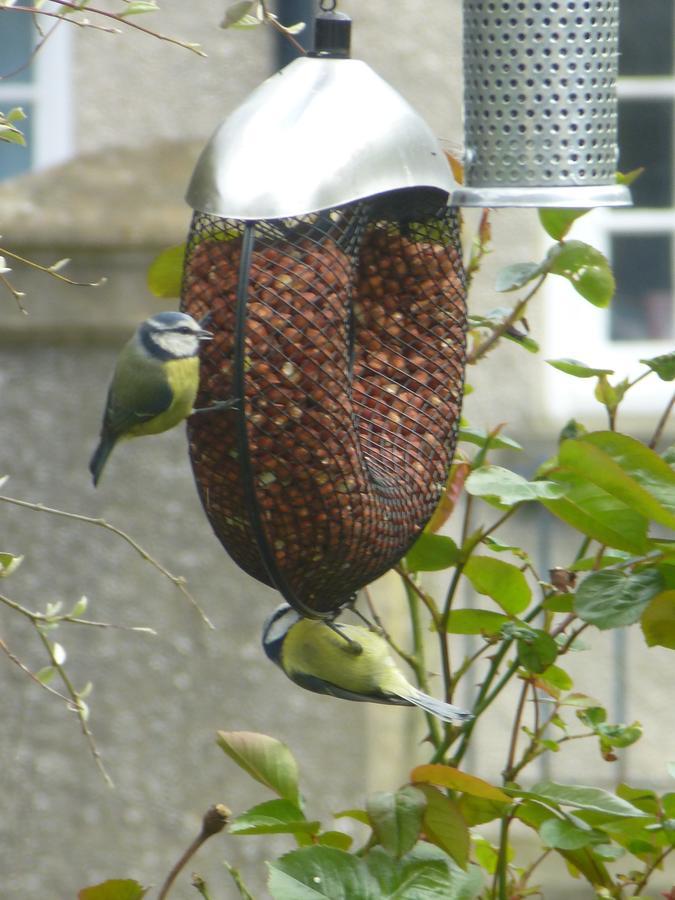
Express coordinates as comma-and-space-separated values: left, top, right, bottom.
198, 329, 213, 341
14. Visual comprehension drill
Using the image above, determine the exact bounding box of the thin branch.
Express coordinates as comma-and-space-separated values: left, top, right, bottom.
394, 566, 441, 628
631, 845, 674, 897
402, 576, 442, 749
259, 0, 307, 56
467, 274, 546, 365
0, 271, 27, 313
364, 586, 417, 671
5, 2, 206, 55
503, 678, 530, 781
158, 805, 230, 900
0, 635, 71, 703
33, 621, 114, 786
649, 389, 675, 450
0, 494, 214, 629
0, 246, 107, 288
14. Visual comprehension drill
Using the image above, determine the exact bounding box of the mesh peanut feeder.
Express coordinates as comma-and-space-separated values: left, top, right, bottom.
181, 10, 467, 617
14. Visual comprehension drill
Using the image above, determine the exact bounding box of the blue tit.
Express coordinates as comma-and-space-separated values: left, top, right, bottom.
89, 311, 213, 486
262, 604, 472, 724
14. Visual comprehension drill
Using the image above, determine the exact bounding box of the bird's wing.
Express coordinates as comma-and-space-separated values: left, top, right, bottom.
104, 353, 174, 437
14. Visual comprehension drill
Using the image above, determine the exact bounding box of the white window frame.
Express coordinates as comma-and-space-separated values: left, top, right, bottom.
544, 76, 675, 423
0, 4, 73, 174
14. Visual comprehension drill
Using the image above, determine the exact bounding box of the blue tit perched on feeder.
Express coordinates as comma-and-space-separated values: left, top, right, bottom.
262, 604, 473, 724
90, 311, 220, 486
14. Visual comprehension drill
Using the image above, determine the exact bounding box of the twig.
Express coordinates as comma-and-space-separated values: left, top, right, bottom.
364, 586, 417, 671
0, 271, 27, 313
503, 678, 530, 781
0, 246, 106, 288
158, 805, 230, 900
0, 494, 214, 629
259, 0, 307, 56
649, 389, 675, 450
33, 621, 114, 786
631, 845, 674, 897
401, 576, 442, 749
6, 1, 206, 55
467, 274, 546, 365
0, 635, 71, 703
394, 566, 441, 628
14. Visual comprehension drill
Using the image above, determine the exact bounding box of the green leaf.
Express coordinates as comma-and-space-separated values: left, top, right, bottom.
36, 666, 56, 685
416, 785, 470, 870
516, 629, 558, 673
458, 794, 508, 826
538, 664, 573, 694
267, 847, 372, 900
526, 782, 649, 818
217, 731, 301, 807
494, 262, 542, 292
334, 808, 370, 826
405, 533, 459, 573
411, 765, 510, 803
78, 881, 148, 900
316, 831, 353, 850
540, 468, 649, 554
445, 609, 510, 635
546, 358, 614, 379
539, 817, 607, 850
559, 433, 675, 530
221, 1, 258, 28
367, 844, 484, 900
0, 552, 23, 577
147, 244, 185, 298
544, 240, 615, 307
616, 784, 660, 816
640, 351, 675, 382
458, 427, 522, 451
118, 0, 159, 16
574, 568, 664, 629
465, 465, 565, 506
616, 167, 645, 186
595, 722, 642, 749
463, 556, 531, 615
538, 209, 589, 240
641, 590, 675, 649
366, 786, 426, 859
229, 799, 319, 836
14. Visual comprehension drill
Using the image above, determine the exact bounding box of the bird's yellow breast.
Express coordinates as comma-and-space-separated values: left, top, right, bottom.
128, 355, 199, 437
282, 619, 403, 695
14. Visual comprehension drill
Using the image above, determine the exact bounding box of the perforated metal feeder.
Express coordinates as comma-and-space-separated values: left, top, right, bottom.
453, 0, 632, 208
180, 11, 467, 617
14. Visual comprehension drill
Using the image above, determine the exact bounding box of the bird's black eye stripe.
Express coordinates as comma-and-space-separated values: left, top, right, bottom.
176, 327, 194, 334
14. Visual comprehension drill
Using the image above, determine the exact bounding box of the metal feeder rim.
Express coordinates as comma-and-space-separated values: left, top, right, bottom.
186, 56, 457, 221
452, 183, 633, 209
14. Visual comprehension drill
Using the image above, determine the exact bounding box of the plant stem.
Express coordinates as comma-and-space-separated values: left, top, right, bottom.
0, 635, 70, 702
403, 577, 442, 749
503, 678, 530, 781
494, 813, 512, 900
649, 389, 675, 450
395, 566, 441, 628
33, 622, 114, 787
632, 845, 674, 896
468, 274, 546, 365
158, 805, 230, 900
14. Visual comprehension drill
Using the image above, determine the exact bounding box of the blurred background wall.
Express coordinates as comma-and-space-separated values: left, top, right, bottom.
0, 2, 673, 897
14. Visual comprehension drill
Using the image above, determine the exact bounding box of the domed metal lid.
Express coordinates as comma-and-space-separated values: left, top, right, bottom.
186, 56, 456, 220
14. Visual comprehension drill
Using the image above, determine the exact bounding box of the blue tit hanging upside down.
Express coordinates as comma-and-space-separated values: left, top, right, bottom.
89, 311, 236, 486
262, 604, 473, 724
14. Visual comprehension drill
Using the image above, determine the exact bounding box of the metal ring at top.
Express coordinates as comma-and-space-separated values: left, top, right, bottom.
320, 0, 336, 10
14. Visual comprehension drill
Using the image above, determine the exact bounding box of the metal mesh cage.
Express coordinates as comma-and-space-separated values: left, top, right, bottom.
181, 197, 466, 616
463, 0, 620, 189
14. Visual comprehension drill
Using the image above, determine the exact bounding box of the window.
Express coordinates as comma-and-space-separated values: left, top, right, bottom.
0, 2, 72, 180
544, 0, 674, 420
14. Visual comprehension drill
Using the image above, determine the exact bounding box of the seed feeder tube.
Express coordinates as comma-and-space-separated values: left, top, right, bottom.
181, 9, 467, 617
453, 0, 632, 208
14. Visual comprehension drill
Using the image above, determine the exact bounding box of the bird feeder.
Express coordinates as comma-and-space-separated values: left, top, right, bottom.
180, 9, 467, 617
453, 0, 632, 207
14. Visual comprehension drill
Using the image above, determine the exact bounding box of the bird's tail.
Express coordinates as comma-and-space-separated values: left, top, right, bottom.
89, 434, 116, 486
406, 688, 473, 724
